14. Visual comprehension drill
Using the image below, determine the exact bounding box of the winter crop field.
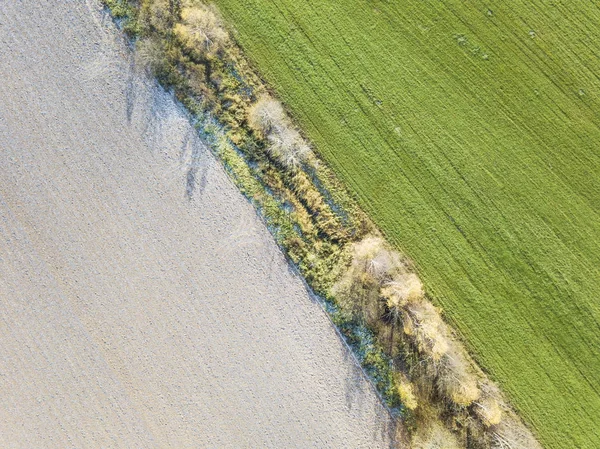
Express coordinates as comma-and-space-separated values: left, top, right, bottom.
213, 1, 600, 447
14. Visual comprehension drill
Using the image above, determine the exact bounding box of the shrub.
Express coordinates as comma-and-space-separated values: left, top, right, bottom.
474, 396, 502, 427
411, 420, 461, 449
175, 4, 228, 56
248, 97, 286, 136
491, 416, 543, 449
381, 273, 423, 309
402, 301, 449, 361
436, 344, 480, 406
140, 0, 173, 32
351, 237, 403, 281
395, 375, 418, 410
473, 382, 503, 427
267, 125, 310, 169
248, 96, 311, 169
333, 236, 404, 322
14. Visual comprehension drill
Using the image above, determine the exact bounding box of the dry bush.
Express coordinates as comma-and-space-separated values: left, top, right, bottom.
175, 4, 229, 55
436, 344, 480, 406
395, 375, 418, 410
248, 97, 286, 135
141, 0, 172, 31
333, 236, 403, 322
135, 37, 166, 74
403, 301, 449, 361
382, 273, 423, 310
473, 382, 503, 427
248, 96, 311, 169
267, 126, 310, 169
351, 237, 403, 281
491, 416, 543, 449
475, 396, 503, 427
410, 420, 461, 449
382, 276, 418, 354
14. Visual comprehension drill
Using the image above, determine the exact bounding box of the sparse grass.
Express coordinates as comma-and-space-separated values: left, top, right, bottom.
210, 1, 600, 448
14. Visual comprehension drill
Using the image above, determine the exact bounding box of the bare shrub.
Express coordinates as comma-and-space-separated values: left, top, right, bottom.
474, 382, 503, 426
411, 420, 461, 449
436, 344, 480, 406
378, 262, 423, 355
248, 97, 286, 135
175, 4, 229, 55
135, 37, 166, 74
403, 301, 448, 361
382, 273, 423, 309
248, 96, 311, 169
267, 126, 310, 169
351, 237, 403, 281
142, 0, 172, 31
475, 397, 502, 427
333, 237, 403, 322
491, 416, 543, 449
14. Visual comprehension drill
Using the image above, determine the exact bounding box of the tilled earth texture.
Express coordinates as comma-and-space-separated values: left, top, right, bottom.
0, 1, 395, 448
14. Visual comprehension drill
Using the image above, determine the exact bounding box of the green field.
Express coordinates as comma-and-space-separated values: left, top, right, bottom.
212, 0, 600, 447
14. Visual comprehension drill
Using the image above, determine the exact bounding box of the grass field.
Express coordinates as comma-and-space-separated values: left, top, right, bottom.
212, 1, 600, 447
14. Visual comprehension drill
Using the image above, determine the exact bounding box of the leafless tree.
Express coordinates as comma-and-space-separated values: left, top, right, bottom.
248, 97, 286, 135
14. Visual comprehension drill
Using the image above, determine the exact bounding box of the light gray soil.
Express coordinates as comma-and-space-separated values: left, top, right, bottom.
0, 1, 395, 448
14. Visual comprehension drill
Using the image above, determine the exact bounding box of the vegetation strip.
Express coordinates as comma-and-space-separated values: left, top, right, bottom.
101, 1, 542, 447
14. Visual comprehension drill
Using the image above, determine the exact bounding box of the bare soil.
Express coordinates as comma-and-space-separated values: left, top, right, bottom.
0, 1, 394, 447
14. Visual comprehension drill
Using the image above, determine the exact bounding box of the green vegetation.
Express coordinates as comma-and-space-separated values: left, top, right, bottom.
206, 1, 600, 448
